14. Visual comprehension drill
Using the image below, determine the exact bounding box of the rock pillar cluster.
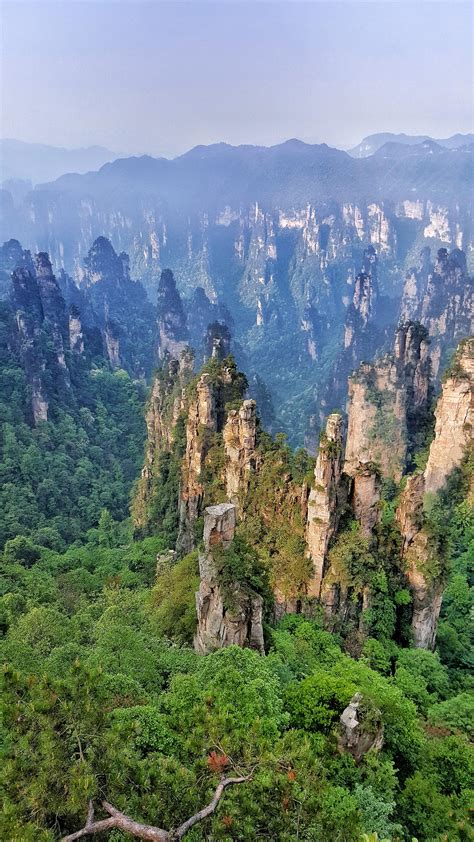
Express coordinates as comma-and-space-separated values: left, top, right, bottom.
396, 338, 473, 648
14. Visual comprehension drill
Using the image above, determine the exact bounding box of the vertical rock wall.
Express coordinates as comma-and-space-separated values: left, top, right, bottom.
194, 503, 265, 654
396, 338, 473, 648
305, 413, 344, 598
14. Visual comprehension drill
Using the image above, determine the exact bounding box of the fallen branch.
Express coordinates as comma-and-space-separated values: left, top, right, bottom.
62, 775, 250, 841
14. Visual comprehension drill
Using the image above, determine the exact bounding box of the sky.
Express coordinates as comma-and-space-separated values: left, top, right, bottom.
1, 0, 473, 156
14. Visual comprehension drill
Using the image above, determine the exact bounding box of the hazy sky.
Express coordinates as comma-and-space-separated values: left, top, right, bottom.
1, 0, 472, 156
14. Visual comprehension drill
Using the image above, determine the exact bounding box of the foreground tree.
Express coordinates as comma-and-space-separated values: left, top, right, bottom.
63, 775, 250, 841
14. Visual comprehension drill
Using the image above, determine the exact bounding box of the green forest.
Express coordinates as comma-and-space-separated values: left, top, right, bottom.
1, 326, 473, 840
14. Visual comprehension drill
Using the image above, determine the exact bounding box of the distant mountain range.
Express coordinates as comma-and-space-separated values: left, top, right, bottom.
1, 133, 472, 188
348, 131, 474, 158
0, 139, 122, 185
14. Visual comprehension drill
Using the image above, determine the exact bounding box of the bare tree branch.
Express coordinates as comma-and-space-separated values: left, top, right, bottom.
174, 776, 250, 839
61, 774, 250, 841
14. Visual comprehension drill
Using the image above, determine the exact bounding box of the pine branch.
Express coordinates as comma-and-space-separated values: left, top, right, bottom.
61, 774, 250, 841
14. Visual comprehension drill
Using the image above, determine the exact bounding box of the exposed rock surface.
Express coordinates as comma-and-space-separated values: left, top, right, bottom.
10, 254, 71, 422
305, 413, 344, 597
0, 238, 33, 297
3, 142, 472, 444
177, 373, 217, 554
344, 322, 431, 482
343, 247, 378, 359
81, 237, 155, 375
194, 503, 265, 655
338, 693, 384, 762
396, 338, 474, 648
157, 268, 189, 360
35, 252, 69, 378
223, 399, 258, 508
68, 304, 84, 354
401, 247, 473, 377
424, 341, 474, 494
204, 321, 232, 362
132, 351, 193, 533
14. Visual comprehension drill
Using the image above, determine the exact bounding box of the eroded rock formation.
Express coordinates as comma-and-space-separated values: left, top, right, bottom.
345, 322, 431, 482
81, 237, 155, 375
338, 693, 384, 763
157, 268, 188, 360
223, 399, 258, 508
305, 413, 344, 597
10, 254, 72, 422
396, 338, 473, 648
401, 247, 473, 377
194, 503, 264, 655
132, 350, 193, 533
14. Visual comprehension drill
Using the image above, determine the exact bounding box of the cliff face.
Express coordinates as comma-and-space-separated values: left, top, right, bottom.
344, 322, 431, 482
81, 237, 156, 375
157, 268, 188, 360
35, 252, 70, 380
223, 399, 258, 509
305, 413, 344, 598
177, 372, 218, 554
194, 503, 264, 655
10, 254, 72, 423
131, 350, 194, 534
0, 238, 33, 298
401, 247, 473, 377
396, 338, 474, 648
4, 140, 471, 447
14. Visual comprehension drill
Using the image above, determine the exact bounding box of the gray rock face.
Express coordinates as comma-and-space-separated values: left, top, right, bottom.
81, 236, 156, 376
305, 413, 344, 598
223, 399, 258, 509
10, 256, 71, 422
344, 321, 431, 482
396, 338, 474, 649
194, 503, 265, 655
4, 141, 472, 447
338, 693, 384, 762
401, 247, 473, 377
157, 268, 188, 360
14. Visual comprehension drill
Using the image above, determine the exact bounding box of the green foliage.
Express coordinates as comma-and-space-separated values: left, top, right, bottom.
0, 366, 146, 548
428, 693, 474, 739
151, 551, 200, 645
213, 535, 273, 613
3, 535, 41, 567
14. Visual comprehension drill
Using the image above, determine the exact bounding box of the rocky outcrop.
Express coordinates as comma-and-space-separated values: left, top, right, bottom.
424, 342, 473, 494
176, 358, 248, 554
350, 467, 382, 538
81, 237, 155, 376
131, 350, 193, 533
157, 268, 188, 360
68, 304, 84, 354
177, 373, 218, 554
194, 503, 265, 655
345, 322, 431, 482
10, 254, 72, 422
35, 252, 69, 380
204, 321, 231, 361
396, 338, 474, 648
305, 413, 344, 597
401, 247, 473, 377
338, 693, 384, 763
10, 266, 49, 423
343, 247, 378, 361
223, 399, 258, 509
0, 238, 33, 298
